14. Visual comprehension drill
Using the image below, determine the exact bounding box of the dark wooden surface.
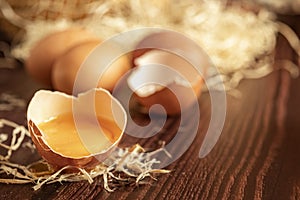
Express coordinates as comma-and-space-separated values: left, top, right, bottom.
1, 16, 300, 200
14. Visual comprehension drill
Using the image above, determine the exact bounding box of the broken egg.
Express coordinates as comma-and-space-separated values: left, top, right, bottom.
27, 88, 127, 170
52, 40, 132, 95
26, 28, 99, 86
128, 50, 204, 115
128, 31, 210, 115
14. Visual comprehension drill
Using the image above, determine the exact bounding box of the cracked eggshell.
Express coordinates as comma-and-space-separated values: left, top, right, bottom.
128, 50, 205, 115
129, 31, 210, 115
27, 88, 127, 171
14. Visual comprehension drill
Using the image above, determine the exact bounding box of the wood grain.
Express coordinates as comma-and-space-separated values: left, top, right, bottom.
0, 16, 300, 200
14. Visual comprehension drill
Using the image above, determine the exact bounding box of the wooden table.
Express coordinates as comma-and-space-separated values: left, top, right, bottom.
0, 15, 300, 200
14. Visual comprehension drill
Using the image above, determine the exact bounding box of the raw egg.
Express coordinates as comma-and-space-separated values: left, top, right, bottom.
27, 88, 127, 170
52, 40, 132, 95
25, 28, 99, 86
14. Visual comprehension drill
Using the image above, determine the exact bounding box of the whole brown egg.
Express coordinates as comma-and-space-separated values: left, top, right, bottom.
51, 40, 132, 95
25, 28, 99, 86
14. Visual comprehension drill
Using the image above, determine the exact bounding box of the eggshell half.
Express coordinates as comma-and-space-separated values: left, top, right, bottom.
27, 88, 127, 170
128, 50, 205, 115
128, 31, 211, 115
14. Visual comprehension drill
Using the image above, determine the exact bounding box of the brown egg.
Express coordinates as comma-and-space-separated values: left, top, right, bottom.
128, 31, 210, 115
51, 39, 132, 95
27, 88, 127, 171
128, 50, 204, 115
25, 28, 99, 86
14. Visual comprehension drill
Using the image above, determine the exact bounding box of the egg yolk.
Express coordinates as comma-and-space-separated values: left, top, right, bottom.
38, 112, 121, 158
